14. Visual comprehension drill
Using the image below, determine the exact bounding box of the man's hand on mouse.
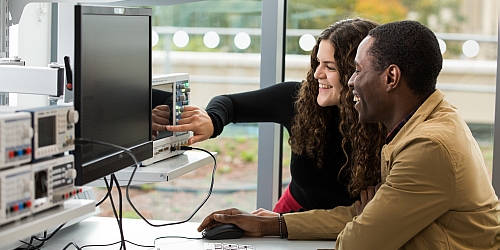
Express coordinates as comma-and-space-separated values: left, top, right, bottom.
197, 208, 283, 237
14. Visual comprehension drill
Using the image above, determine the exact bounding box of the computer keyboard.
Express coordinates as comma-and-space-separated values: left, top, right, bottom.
204, 242, 255, 249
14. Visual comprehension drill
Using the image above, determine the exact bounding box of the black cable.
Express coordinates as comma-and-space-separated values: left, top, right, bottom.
95, 177, 111, 207
78, 138, 218, 227
32, 222, 66, 243
62, 240, 154, 250
16, 221, 67, 249
72, 138, 146, 249
32, 230, 48, 249
32, 228, 49, 249
103, 174, 127, 250
16, 240, 37, 250
18, 235, 41, 249
73, 139, 218, 245
67, 174, 133, 250
73, 138, 140, 169
62, 242, 82, 250
153, 235, 203, 246
111, 174, 126, 250
104, 175, 119, 227
125, 146, 217, 227
16, 241, 30, 249
149, 146, 218, 243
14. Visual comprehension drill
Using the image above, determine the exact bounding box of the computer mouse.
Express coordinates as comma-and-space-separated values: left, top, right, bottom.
202, 223, 245, 240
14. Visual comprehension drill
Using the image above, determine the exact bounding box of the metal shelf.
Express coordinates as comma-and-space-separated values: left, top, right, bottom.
0, 199, 96, 248
88, 150, 216, 186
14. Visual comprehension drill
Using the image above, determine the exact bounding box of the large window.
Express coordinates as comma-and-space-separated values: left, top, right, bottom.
95, 0, 263, 221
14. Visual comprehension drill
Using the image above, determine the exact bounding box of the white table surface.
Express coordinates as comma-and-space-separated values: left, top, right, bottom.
42, 216, 336, 250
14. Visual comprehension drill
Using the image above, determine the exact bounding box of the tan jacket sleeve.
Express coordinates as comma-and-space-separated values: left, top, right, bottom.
335, 137, 456, 250
284, 204, 356, 240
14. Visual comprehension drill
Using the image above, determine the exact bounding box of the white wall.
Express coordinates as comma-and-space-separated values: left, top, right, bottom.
9, 3, 52, 107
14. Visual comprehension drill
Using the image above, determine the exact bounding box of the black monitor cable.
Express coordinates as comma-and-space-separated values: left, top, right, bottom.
62, 138, 154, 250
125, 145, 217, 228
95, 177, 112, 207
96, 175, 127, 250
62, 239, 154, 250
72, 139, 217, 244
98, 174, 126, 250
60, 166, 133, 250
15, 222, 67, 250
110, 174, 126, 250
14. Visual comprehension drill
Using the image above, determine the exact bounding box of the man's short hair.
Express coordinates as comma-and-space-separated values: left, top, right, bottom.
367, 20, 443, 97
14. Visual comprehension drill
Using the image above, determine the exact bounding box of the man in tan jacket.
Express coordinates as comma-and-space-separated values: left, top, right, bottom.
197, 20, 500, 249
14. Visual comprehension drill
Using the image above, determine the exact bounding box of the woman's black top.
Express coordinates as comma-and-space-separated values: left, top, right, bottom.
206, 81, 354, 209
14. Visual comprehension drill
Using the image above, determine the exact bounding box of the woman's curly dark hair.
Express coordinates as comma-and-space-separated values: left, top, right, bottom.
289, 18, 387, 197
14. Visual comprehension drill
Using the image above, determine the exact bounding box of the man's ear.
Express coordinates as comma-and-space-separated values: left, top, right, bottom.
385, 64, 401, 92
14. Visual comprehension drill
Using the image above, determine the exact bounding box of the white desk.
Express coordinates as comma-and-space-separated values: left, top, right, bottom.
42, 216, 336, 249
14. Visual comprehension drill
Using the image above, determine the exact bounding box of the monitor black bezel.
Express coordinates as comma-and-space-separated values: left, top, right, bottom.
73, 5, 153, 186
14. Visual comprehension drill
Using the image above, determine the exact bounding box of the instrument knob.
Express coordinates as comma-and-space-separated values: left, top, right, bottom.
67, 110, 79, 124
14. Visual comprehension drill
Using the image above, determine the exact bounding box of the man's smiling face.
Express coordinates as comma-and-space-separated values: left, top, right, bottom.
348, 36, 389, 125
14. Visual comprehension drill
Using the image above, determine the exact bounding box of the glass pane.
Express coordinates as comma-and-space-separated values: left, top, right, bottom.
95, 0, 262, 221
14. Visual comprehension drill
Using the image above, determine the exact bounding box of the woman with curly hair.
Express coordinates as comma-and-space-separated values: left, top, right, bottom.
163, 18, 386, 214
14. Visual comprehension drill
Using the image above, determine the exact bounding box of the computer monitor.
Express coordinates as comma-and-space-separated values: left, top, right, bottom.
73, 5, 153, 186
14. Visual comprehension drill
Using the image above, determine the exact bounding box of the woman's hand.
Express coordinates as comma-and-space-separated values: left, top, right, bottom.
355, 183, 381, 215
251, 208, 279, 217
166, 105, 214, 145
